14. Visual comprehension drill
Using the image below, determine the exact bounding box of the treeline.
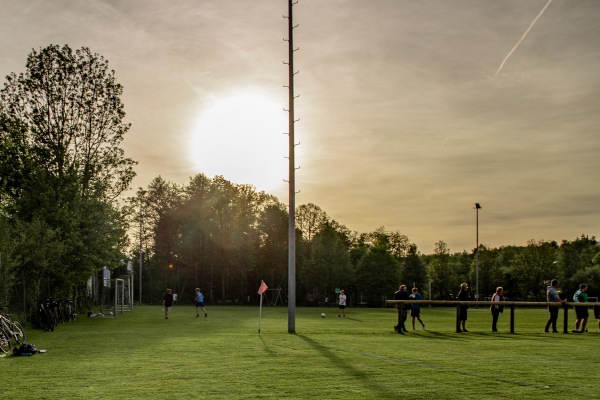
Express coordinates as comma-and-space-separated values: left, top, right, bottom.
1, 45, 599, 317
130, 174, 600, 306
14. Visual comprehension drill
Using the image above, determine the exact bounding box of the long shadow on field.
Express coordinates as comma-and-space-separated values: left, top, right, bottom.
296, 334, 397, 398
296, 333, 550, 391
259, 335, 277, 357
405, 330, 527, 341
341, 316, 363, 322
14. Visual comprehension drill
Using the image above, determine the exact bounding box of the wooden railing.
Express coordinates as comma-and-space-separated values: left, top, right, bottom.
386, 300, 600, 334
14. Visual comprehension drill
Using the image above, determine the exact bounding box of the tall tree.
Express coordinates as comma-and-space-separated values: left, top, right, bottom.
557, 235, 599, 295
145, 176, 183, 297
0, 44, 136, 202
301, 223, 354, 296
354, 247, 400, 306
428, 241, 454, 299
12, 217, 64, 307
0, 44, 136, 303
0, 214, 19, 305
0, 116, 31, 211
256, 203, 289, 294
509, 239, 558, 300
367, 227, 412, 259
473, 245, 504, 299
178, 174, 214, 294
296, 203, 329, 261
402, 244, 427, 290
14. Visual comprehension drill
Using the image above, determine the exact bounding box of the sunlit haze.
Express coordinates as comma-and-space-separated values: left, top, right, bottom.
189, 91, 288, 193
1, 0, 599, 253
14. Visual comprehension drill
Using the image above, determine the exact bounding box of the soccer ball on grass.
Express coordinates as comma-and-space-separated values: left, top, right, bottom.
320, 313, 326, 318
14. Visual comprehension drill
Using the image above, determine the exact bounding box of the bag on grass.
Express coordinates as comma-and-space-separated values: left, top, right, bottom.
13, 342, 38, 356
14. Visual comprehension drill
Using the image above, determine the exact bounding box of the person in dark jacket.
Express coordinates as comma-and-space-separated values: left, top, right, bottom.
394, 285, 410, 333
457, 283, 469, 332
545, 279, 564, 333
162, 288, 174, 319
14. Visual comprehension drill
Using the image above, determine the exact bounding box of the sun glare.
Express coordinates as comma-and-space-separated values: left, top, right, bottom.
189, 92, 288, 192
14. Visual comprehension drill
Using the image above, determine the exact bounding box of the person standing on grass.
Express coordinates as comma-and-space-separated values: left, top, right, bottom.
490, 287, 504, 332
594, 304, 600, 333
410, 287, 425, 330
162, 289, 174, 320
545, 279, 565, 333
457, 283, 469, 332
394, 285, 410, 333
572, 283, 589, 333
338, 290, 346, 317
195, 288, 208, 318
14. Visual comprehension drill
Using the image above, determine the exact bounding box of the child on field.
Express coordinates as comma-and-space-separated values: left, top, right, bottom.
162, 289, 174, 319
410, 287, 426, 330
195, 288, 208, 318
338, 290, 346, 317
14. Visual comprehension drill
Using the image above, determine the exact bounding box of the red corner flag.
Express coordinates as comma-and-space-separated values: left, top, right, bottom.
258, 280, 268, 295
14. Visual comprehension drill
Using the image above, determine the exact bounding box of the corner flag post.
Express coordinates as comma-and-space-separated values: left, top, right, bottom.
258, 280, 268, 333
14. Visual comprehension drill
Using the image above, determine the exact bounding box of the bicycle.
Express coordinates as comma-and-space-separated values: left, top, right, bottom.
47, 298, 60, 327
0, 305, 26, 353
61, 299, 76, 322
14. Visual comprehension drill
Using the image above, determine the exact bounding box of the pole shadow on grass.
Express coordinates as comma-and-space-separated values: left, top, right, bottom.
295, 333, 551, 391
405, 330, 536, 342
296, 333, 398, 398
258, 335, 277, 357
340, 316, 363, 322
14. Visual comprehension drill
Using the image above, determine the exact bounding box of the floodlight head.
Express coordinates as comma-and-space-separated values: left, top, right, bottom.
475, 203, 482, 209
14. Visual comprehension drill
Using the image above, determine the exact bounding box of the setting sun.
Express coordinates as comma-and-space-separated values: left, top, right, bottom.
189, 91, 288, 192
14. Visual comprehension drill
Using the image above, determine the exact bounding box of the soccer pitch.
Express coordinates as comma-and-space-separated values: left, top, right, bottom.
3, 305, 599, 399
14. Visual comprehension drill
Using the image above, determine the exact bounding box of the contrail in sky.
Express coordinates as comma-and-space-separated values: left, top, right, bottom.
443, 0, 552, 147
493, 0, 552, 77
441, 120, 462, 146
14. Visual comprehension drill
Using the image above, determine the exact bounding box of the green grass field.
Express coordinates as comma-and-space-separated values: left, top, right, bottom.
2, 305, 599, 399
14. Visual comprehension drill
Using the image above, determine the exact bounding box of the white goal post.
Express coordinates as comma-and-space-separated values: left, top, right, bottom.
100, 275, 134, 317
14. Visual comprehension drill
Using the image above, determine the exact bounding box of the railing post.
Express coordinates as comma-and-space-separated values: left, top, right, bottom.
510, 305, 515, 333
563, 304, 569, 334
456, 304, 462, 333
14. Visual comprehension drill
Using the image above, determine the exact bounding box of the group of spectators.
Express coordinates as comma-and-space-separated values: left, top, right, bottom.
393, 280, 600, 334
393, 285, 426, 333
545, 279, 598, 334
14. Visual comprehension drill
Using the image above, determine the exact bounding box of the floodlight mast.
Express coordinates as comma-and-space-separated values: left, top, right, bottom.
139, 205, 142, 305
138, 188, 146, 306
475, 203, 482, 301
285, 0, 299, 333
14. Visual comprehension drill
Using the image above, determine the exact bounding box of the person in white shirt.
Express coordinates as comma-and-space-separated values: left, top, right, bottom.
338, 290, 346, 318
490, 287, 504, 332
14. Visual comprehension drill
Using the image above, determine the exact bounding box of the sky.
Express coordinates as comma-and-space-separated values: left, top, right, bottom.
1, 0, 599, 254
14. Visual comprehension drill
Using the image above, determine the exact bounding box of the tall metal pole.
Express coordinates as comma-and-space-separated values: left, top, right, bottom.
139, 204, 143, 305
476, 208, 478, 301
286, 0, 297, 333
475, 203, 481, 301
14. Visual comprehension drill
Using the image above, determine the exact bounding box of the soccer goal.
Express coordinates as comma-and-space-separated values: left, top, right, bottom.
99, 278, 122, 317
118, 274, 134, 312
86, 268, 134, 318
90, 268, 132, 317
